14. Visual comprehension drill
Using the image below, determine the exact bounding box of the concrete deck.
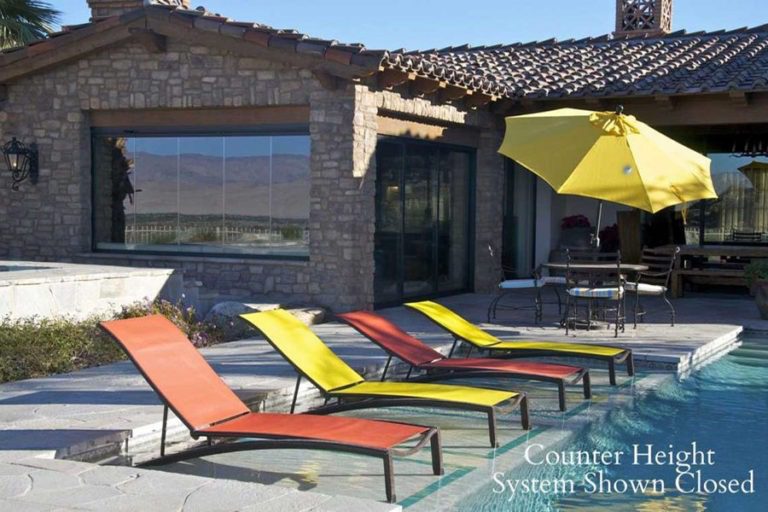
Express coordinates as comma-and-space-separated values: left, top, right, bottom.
1, 292, 764, 510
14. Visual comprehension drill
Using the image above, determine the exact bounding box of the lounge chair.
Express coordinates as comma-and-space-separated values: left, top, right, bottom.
240, 309, 530, 448
405, 301, 634, 385
100, 314, 443, 503
337, 310, 590, 412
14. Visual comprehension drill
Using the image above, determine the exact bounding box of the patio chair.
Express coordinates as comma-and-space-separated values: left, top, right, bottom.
338, 310, 591, 412
486, 244, 562, 323
405, 301, 633, 386
626, 246, 680, 328
240, 309, 530, 448
99, 315, 442, 503
563, 249, 626, 337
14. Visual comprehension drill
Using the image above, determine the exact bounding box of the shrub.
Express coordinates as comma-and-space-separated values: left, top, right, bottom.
0, 299, 225, 384
745, 259, 768, 287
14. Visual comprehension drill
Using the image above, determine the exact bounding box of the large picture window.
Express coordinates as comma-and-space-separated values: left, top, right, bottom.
684, 152, 768, 245
92, 132, 310, 258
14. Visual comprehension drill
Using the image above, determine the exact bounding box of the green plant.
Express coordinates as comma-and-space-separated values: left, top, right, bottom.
0, 0, 60, 49
745, 260, 768, 287
0, 299, 226, 383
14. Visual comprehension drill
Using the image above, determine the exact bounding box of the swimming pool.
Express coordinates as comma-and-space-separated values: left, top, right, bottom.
459, 334, 768, 511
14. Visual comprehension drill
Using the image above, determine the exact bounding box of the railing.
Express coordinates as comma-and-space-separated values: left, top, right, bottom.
124, 224, 309, 246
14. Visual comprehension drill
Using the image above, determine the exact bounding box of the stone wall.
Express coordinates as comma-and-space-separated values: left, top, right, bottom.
0, 37, 377, 311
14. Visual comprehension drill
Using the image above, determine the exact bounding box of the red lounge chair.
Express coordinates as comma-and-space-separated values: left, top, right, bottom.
338, 311, 591, 412
99, 314, 442, 503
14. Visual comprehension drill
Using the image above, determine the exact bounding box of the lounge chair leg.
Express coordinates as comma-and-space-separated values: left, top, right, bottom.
582, 371, 592, 399
558, 381, 566, 412
626, 353, 635, 377
405, 366, 413, 380
160, 405, 168, 458
383, 453, 396, 503
487, 408, 498, 447
290, 374, 302, 414
520, 395, 531, 430
465, 345, 473, 358
381, 356, 392, 382
608, 358, 617, 386
430, 430, 444, 475
448, 337, 460, 358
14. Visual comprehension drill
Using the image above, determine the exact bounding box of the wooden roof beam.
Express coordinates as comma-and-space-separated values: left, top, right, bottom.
654, 94, 676, 111
409, 76, 445, 96
438, 84, 469, 102
465, 92, 494, 109
312, 70, 341, 91
729, 90, 751, 107
377, 68, 413, 89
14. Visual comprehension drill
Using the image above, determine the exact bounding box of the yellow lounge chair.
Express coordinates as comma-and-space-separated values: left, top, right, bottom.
240, 309, 530, 447
405, 301, 634, 385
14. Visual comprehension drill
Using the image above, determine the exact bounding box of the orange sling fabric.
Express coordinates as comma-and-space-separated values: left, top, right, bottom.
101, 315, 249, 431
101, 315, 429, 450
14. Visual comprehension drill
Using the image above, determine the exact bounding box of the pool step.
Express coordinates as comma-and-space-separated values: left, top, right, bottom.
730, 348, 768, 359
738, 343, 768, 352
727, 355, 768, 368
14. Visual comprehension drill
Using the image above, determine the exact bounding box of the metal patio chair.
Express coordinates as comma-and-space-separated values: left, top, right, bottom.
626, 246, 680, 327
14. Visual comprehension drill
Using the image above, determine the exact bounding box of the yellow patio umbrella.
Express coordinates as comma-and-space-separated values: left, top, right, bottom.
498, 107, 718, 245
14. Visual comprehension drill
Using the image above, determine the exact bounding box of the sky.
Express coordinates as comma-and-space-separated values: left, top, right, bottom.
53, 0, 768, 51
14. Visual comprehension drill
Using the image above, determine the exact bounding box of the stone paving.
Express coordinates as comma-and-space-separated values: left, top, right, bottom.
0, 292, 764, 510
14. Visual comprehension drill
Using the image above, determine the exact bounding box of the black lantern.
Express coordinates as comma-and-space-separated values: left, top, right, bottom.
3, 137, 38, 191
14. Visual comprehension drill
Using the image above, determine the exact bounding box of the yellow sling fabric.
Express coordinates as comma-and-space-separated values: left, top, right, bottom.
406, 301, 626, 357
405, 301, 500, 347
241, 310, 364, 392
333, 381, 516, 407
242, 309, 516, 407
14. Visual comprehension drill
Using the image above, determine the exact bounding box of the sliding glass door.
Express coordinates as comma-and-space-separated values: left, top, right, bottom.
375, 138, 473, 306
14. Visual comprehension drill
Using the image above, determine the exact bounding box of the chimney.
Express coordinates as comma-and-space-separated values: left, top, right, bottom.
87, 1, 190, 20
614, 0, 672, 38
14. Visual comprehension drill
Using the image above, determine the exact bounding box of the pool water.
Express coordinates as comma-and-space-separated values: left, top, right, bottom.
459, 336, 768, 511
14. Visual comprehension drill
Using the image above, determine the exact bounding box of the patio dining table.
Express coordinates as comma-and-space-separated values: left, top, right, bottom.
541, 262, 649, 331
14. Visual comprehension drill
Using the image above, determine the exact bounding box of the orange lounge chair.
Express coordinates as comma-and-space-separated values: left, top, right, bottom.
100, 314, 442, 503
338, 310, 591, 412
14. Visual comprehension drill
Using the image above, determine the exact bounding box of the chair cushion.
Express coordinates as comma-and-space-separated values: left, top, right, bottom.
541, 276, 567, 286
625, 282, 666, 295
499, 278, 541, 289
567, 287, 624, 299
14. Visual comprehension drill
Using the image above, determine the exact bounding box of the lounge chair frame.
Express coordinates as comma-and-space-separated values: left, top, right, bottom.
284, 365, 529, 448
101, 319, 443, 503
375, 354, 591, 412
445, 335, 633, 386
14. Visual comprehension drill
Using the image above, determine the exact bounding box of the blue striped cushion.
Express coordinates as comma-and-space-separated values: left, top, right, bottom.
567, 287, 624, 299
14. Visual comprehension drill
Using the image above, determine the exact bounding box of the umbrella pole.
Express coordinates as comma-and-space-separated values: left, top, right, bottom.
593, 201, 604, 248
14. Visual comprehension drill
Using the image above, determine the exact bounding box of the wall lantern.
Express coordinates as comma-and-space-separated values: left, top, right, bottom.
2, 137, 38, 191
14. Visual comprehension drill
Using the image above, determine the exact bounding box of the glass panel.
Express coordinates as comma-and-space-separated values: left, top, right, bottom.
502, 162, 536, 277
437, 150, 470, 292
132, 137, 181, 247
92, 133, 310, 257
270, 136, 311, 256
179, 136, 224, 249
403, 145, 438, 298
374, 142, 403, 302
703, 153, 768, 244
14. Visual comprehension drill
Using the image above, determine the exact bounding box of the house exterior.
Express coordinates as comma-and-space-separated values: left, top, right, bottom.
1, 0, 767, 312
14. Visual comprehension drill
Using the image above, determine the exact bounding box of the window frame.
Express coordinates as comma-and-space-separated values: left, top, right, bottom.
90, 125, 312, 261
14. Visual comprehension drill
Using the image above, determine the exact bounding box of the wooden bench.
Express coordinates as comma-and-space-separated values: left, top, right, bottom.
666, 245, 768, 297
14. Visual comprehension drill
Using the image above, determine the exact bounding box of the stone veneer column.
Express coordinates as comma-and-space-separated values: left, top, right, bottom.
307, 84, 377, 311
473, 116, 506, 292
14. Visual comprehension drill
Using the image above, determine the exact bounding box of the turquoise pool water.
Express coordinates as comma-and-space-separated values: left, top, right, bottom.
459, 336, 768, 511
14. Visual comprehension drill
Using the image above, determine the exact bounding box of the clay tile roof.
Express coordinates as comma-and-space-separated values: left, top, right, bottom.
2, 0, 768, 102
385, 27, 768, 99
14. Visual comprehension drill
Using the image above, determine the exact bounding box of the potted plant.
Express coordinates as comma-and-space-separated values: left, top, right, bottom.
745, 260, 768, 319
560, 214, 592, 248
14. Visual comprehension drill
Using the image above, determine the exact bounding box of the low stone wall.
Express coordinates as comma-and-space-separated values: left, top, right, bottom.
0, 261, 177, 320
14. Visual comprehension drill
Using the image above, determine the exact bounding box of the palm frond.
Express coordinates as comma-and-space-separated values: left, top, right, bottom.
0, 0, 61, 49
